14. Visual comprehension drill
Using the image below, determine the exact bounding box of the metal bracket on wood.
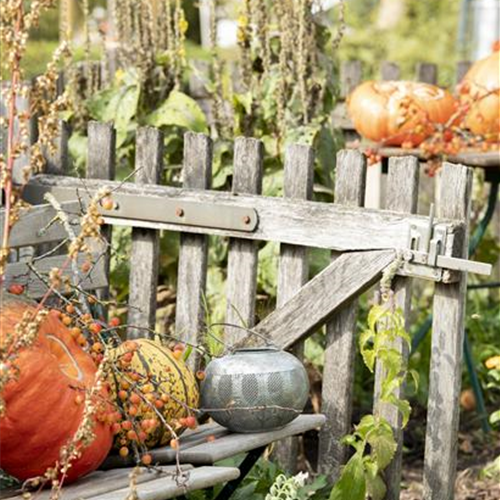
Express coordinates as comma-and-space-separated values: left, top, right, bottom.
100, 193, 259, 233
399, 204, 491, 282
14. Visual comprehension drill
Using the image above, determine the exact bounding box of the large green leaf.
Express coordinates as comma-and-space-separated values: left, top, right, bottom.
367, 419, 398, 470
147, 90, 208, 133
329, 452, 366, 500
87, 81, 140, 148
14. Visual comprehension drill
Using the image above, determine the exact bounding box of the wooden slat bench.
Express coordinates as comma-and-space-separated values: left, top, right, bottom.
1, 465, 240, 500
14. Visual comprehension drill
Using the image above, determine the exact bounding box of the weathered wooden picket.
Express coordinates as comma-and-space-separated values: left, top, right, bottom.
2, 120, 488, 500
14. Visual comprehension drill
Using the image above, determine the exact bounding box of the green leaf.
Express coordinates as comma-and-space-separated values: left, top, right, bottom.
68, 133, 88, 173
367, 304, 388, 332
359, 329, 376, 371
386, 396, 412, 428
329, 452, 366, 500
489, 409, 500, 426
355, 415, 376, 439
367, 420, 397, 470
147, 90, 208, 133
233, 91, 253, 115
365, 471, 387, 500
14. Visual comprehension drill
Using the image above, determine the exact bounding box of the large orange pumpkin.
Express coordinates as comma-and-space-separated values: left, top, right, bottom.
347, 80, 457, 146
459, 44, 500, 140
0, 293, 113, 482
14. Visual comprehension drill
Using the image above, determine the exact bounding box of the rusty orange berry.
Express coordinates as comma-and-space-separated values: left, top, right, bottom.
62, 315, 72, 326
141, 453, 152, 466
129, 393, 141, 405
109, 317, 121, 328
119, 446, 129, 458
121, 420, 133, 431
89, 322, 102, 335
8, 284, 24, 295
70, 327, 81, 339
100, 196, 115, 211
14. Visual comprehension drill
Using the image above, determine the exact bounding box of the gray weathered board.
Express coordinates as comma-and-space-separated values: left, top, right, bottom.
3, 252, 107, 299
1, 465, 240, 500
23, 174, 465, 256
319, 149, 367, 480
102, 414, 325, 468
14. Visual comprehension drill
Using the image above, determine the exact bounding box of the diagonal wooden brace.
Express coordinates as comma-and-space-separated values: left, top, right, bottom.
236, 250, 396, 350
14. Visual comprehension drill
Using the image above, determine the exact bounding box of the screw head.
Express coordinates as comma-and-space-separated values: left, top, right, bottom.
242, 215, 251, 225
176, 208, 184, 217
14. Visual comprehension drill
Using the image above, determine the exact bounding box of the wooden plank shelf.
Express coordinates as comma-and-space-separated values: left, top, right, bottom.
0, 465, 240, 500
101, 414, 326, 468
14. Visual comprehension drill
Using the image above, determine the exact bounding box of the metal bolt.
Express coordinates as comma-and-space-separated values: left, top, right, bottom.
176, 208, 184, 217
242, 215, 251, 225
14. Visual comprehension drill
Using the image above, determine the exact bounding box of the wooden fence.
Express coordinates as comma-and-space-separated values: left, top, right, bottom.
3, 120, 480, 500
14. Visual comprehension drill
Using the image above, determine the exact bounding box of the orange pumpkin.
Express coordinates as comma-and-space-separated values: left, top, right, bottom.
347, 80, 457, 146
459, 44, 500, 141
0, 293, 113, 482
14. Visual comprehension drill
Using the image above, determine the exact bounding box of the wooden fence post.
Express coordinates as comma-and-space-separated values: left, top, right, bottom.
87, 121, 116, 311
225, 137, 263, 345
381, 61, 401, 81
455, 61, 472, 83
340, 60, 363, 99
127, 127, 164, 339
35, 120, 71, 262
374, 156, 420, 500
272, 143, 314, 472
416, 62, 438, 84
45, 120, 71, 175
175, 132, 213, 369
318, 149, 366, 480
423, 163, 472, 500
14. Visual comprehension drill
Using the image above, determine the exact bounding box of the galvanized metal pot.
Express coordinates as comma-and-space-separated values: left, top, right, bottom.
200, 347, 309, 433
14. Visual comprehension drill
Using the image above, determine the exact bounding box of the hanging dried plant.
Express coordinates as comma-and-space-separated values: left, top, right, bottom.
0, 0, 71, 278
208, 0, 346, 147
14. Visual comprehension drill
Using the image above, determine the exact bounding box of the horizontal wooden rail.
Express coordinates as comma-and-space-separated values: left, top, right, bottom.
22, 175, 464, 255
1, 202, 81, 248
4, 252, 107, 299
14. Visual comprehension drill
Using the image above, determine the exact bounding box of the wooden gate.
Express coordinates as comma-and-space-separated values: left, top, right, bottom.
3, 121, 490, 500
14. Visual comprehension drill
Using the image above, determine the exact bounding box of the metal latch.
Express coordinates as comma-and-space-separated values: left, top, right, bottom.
400, 204, 492, 282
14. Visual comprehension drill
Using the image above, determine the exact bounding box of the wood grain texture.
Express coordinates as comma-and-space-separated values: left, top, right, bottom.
179, 414, 326, 464
25, 175, 464, 254
374, 156, 419, 500
44, 120, 71, 174
89, 467, 240, 500
423, 163, 472, 500
415, 63, 438, 84
381, 61, 401, 80
1, 202, 79, 248
1, 466, 193, 500
273, 143, 314, 472
340, 60, 363, 98
456, 61, 472, 83
175, 132, 213, 369
87, 121, 116, 307
127, 127, 164, 339
87, 121, 116, 180
249, 250, 396, 350
4, 252, 107, 299
318, 149, 366, 480
225, 137, 263, 345
101, 422, 229, 469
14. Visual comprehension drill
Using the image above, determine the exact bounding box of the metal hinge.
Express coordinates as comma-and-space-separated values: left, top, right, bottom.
399, 204, 492, 282
98, 193, 259, 233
